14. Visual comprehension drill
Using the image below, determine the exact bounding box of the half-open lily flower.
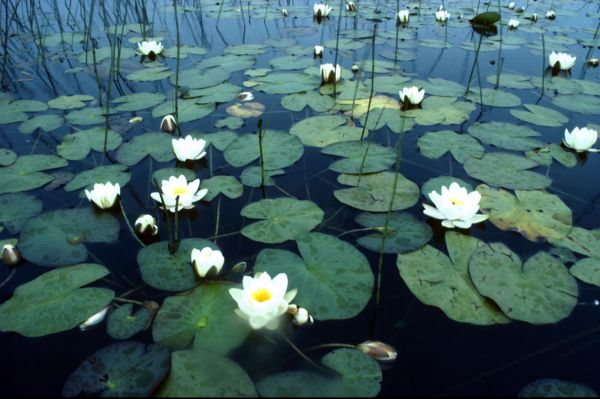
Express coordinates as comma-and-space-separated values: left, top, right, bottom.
423, 182, 489, 229
346, 2, 357, 12
160, 114, 177, 133
237, 91, 254, 101
282, 8, 288, 16
2, 244, 21, 267
435, 9, 450, 22
399, 86, 425, 108
313, 3, 333, 18
135, 214, 158, 236
172, 135, 208, 162
151, 175, 208, 213
191, 247, 225, 278
549, 51, 576, 71
320, 63, 341, 84
545, 10, 556, 20
85, 182, 120, 209
136, 40, 164, 61
563, 127, 599, 153
229, 272, 297, 330
397, 9, 410, 25
314, 45, 324, 58
507, 19, 519, 29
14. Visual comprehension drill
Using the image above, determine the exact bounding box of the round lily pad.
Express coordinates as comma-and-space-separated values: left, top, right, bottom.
569, 258, 600, 287
465, 88, 521, 107
224, 130, 303, 170
152, 99, 215, 123
115, 132, 175, 166
548, 227, 600, 258
225, 101, 265, 118
290, 115, 364, 148
552, 94, 600, 115
0, 154, 68, 194
64, 164, 131, 192
254, 72, 321, 94
322, 141, 396, 174
0, 192, 43, 233
112, 92, 166, 112
518, 378, 597, 397
48, 94, 95, 110
0, 148, 16, 166
240, 166, 283, 187
57, 127, 123, 160
106, 304, 153, 340
281, 91, 334, 112
468, 121, 544, 151
18, 114, 63, 134
510, 104, 569, 127
354, 212, 432, 254
200, 176, 243, 201
464, 153, 551, 190
417, 130, 484, 164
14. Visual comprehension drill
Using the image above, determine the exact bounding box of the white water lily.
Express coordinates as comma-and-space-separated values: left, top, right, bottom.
320, 63, 341, 84
346, 1, 357, 12
545, 10, 556, 19
549, 51, 576, 71
399, 86, 425, 106
508, 19, 519, 29
508, 1, 515, 9
237, 91, 254, 101
397, 9, 410, 24
85, 182, 120, 209
314, 45, 324, 58
191, 247, 225, 278
136, 40, 164, 56
229, 272, 297, 330
435, 9, 450, 22
282, 8, 288, 16
172, 135, 208, 162
79, 307, 109, 331
2, 244, 21, 267
313, 3, 333, 17
563, 127, 599, 153
150, 175, 208, 213
422, 182, 489, 229
160, 114, 177, 133
135, 214, 158, 236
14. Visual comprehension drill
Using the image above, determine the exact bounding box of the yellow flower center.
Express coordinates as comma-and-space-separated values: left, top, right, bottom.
449, 197, 464, 206
252, 288, 272, 302
172, 187, 188, 196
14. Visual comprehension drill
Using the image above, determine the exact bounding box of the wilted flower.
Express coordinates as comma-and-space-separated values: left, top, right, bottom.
237, 91, 254, 101
399, 86, 425, 108
150, 175, 208, 213
435, 9, 450, 22
508, 1, 515, 9
357, 340, 397, 362
549, 51, 576, 71
314, 45, 324, 58
229, 272, 297, 330
85, 182, 120, 209
423, 182, 489, 229
313, 3, 333, 18
160, 114, 177, 133
507, 19, 519, 29
2, 244, 21, 267
79, 306, 110, 331
135, 214, 158, 236
282, 8, 288, 16
563, 127, 599, 153
172, 135, 208, 162
397, 9, 410, 25
546, 10, 556, 20
320, 63, 341, 84
136, 40, 164, 61
191, 247, 225, 278
346, 2, 357, 12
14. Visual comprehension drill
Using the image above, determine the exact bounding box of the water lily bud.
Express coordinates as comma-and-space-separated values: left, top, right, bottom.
287, 304, 299, 314
191, 247, 225, 278
135, 214, 158, 236
292, 307, 313, 326
2, 244, 21, 267
530, 13, 538, 22
160, 114, 177, 133
588, 58, 599, 67
231, 261, 247, 275
515, 6, 525, 13
507, 19, 520, 30
357, 340, 397, 362
314, 45, 324, 58
351, 64, 359, 73
320, 63, 341, 84
508, 2, 515, 9
237, 91, 254, 101
129, 116, 143, 124
437, 4, 444, 11
545, 10, 556, 20
346, 2, 357, 12
79, 306, 110, 331
282, 8, 288, 16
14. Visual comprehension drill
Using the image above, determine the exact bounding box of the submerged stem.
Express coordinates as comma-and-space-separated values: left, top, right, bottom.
119, 200, 146, 247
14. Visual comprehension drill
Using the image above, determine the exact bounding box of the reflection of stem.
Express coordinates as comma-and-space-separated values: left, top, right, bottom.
0, 268, 16, 289
360, 25, 377, 142
119, 200, 146, 247
465, 34, 483, 95
280, 332, 328, 373
332, 0, 343, 100
173, 0, 181, 136
540, 32, 546, 97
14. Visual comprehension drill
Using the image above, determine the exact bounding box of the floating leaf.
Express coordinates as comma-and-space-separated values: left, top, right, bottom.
518, 378, 597, 397
417, 130, 484, 164
65, 164, 131, 193
196, 54, 256, 72
355, 212, 432, 254
226, 101, 265, 118
0, 263, 114, 337
115, 132, 175, 166
552, 94, 600, 115
112, 92, 166, 112
468, 121, 543, 151
469, 243, 578, 324
240, 166, 283, 187
281, 91, 335, 112
290, 115, 364, 147
0, 154, 68, 194
184, 82, 240, 104
254, 72, 321, 94
200, 176, 243, 201
465, 88, 521, 107
548, 227, 600, 259
322, 140, 396, 174
270, 55, 313, 70
510, 104, 569, 127
407, 97, 476, 126
196, 130, 238, 151
106, 304, 152, 340
0, 99, 48, 125
152, 99, 215, 123
126, 64, 171, 82
464, 153, 551, 190
224, 130, 303, 170
65, 107, 113, 125
57, 127, 122, 160
18, 114, 63, 134
569, 258, 600, 288
0, 148, 16, 166
241, 198, 324, 244
0, 193, 43, 233
172, 68, 230, 89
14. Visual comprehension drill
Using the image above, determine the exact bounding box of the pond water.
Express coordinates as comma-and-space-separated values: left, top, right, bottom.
1, 0, 600, 396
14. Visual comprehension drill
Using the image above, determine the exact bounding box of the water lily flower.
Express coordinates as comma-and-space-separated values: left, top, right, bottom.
351, 64, 359, 73
135, 214, 158, 236
237, 91, 254, 101
313, 3, 333, 18
320, 63, 341, 84
435, 9, 450, 22
397, 9, 410, 25
545, 10, 556, 20
437, 4, 444, 11
85, 182, 120, 210
136, 40, 164, 60
160, 114, 177, 133
282, 8, 288, 16
150, 175, 208, 213
563, 127, 599, 153
314, 45, 324, 58
507, 19, 519, 29
191, 247, 225, 278
346, 1, 357, 12
229, 271, 297, 330
79, 307, 109, 331
549, 51, 576, 71
422, 182, 489, 229
399, 86, 425, 108
172, 135, 208, 162
357, 340, 397, 362
508, 1, 515, 9
2, 244, 21, 267
292, 307, 313, 326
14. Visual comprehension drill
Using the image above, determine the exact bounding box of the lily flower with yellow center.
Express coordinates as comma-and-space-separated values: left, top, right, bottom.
422, 182, 488, 229
150, 175, 208, 213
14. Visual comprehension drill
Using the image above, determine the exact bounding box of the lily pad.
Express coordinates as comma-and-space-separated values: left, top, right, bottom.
48, 94, 95, 110
126, 65, 172, 82
417, 130, 484, 164
184, 82, 240, 104
18, 114, 63, 134
408, 97, 476, 126
548, 227, 600, 259
510, 104, 569, 127
0, 99, 48, 125
464, 153, 551, 190
152, 99, 215, 123
19, 208, 120, 267
518, 378, 597, 397
115, 133, 175, 166
0, 154, 68, 194
569, 258, 600, 288
256, 232, 373, 320
0, 193, 43, 233
113, 92, 166, 112
290, 115, 364, 148
57, 127, 122, 161
241, 198, 324, 244
254, 72, 321, 94
200, 176, 243, 201
355, 212, 432, 254
64, 164, 130, 193
0, 148, 16, 166
240, 167, 284, 187
224, 130, 303, 170
465, 88, 521, 107
281, 91, 335, 112
552, 94, 600, 115
196, 130, 238, 151
0, 263, 114, 337
172, 68, 230, 89
226, 102, 265, 118
106, 304, 152, 340
469, 243, 578, 324
65, 107, 114, 125
62, 341, 170, 397
322, 140, 396, 174
468, 121, 544, 151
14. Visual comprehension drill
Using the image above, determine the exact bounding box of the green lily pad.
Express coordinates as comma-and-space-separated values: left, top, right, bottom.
290, 115, 364, 148
420, 78, 466, 97
163, 45, 207, 58
421, 176, 474, 201
106, 304, 152, 340
569, 258, 600, 288
138, 238, 220, 292
214, 116, 243, 130
152, 283, 251, 353
468, 121, 544, 151
65, 107, 114, 125
256, 232, 373, 320
418, 130, 484, 164
64, 164, 131, 193
552, 94, 600, 115
322, 141, 396, 174
224, 130, 303, 170
240, 166, 284, 187
519, 378, 597, 397
200, 176, 243, 200
196, 54, 256, 72
397, 232, 510, 325
355, 212, 432, 254
57, 127, 123, 160
112, 92, 166, 112
152, 99, 215, 123
172, 67, 230, 89
477, 184, 572, 242
156, 349, 256, 397
254, 72, 321, 94
510, 104, 569, 127
525, 144, 577, 168
486, 73, 535, 90
469, 243, 578, 324
48, 94, 95, 110
0, 193, 43, 233
18, 114, 63, 134
19, 208, 120, 267
225, 43, 267, 55
0, 99, 48, 125
270, 55, 313, 70
409, 97, 476, 126
464, 153, 551, 190
62, 341, 170, 397
334, 171, 420, 212
152, 168, 196, 185
0, 148, 16, 166
0, 154, 68, 194
0, 263, 114, 337
126, 64, 171, 82
281, 91, 335, 112
241, 198, 324, 244
359, 107, 416, 134
548, 227, 600, 259
465, 88, 521, 107
196, 130, 238, 151
115, 132, 175, 166
184, 82, 240, 104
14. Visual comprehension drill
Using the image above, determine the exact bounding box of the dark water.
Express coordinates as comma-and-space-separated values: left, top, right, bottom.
1, 0, 600, 396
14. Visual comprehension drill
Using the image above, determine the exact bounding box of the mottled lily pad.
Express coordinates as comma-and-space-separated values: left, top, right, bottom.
510, 104, 569, 127
468, 121, 543, 151
200, 176, 243, 201
254, 72, 321, 94
112, 92, 166, 112
48, 95, 95, 110
322, 141, 396, 174
466, 88, 521, 107
281, 91, 335, 112
152, 99, 215, 123
18, 114, 63, 134
115, 133, 175, 166
0, 193, 43, 233
240, 167, 284, 187
224, 130, 303, 170
291, 115, 364, 148
355, 212, 432, 254
518, 378, 597, 397
569, 258, 600, 288
418, 130, 484, 164
464, 153, 551, 190
106, 304, 152, 340
57, 127, 122, 161
0, 154, 68, 194
64, 164, 130, 193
